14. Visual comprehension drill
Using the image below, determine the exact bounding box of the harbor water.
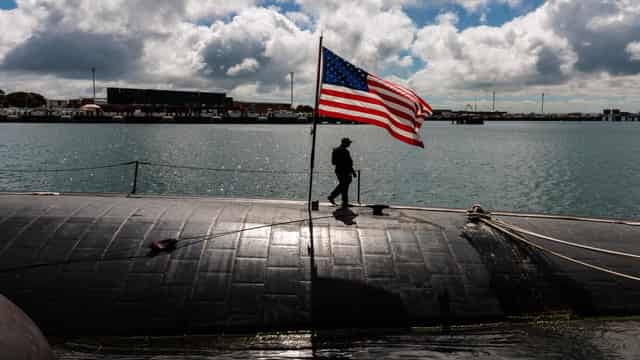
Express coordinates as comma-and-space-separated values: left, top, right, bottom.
51, 319, 640, 359
1, 121, 639, 219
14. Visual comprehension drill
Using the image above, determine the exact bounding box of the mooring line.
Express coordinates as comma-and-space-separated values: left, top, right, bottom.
491, 219, 640, 260
480, 218, 640, 282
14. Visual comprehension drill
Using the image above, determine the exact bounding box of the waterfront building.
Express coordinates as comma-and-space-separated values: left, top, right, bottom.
107, 87, 232, 109
603, 109, 639, 121
233, 101, 292, 115
46, 99, 68, 108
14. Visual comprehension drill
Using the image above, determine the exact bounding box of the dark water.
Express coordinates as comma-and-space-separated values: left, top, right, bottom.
1, 122, 639, 219
52, 320, 640, 359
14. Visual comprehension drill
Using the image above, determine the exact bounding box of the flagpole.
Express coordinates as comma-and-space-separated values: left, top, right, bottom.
307, 34, 323, 334
307, 34, 323, 211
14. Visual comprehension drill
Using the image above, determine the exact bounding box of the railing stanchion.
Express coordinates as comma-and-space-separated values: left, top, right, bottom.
132, 161, 139, 194
357, 170, 361, 204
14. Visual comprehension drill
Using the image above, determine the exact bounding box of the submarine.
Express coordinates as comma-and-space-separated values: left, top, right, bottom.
1, 192, 639, 340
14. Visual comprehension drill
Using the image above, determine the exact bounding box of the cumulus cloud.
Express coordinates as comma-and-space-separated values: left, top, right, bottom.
452, 0, 522, 12
226, 58, 260, 76
409, 0, 640, 97
199, 7, 315, 93
297, 0, 416, 71
1, 0, 190, 80
185, 0, 259, 21
3, 31, 143, 79
410, 7, 575, 94
0, 8, 36, 62
0, 0, 639, 112
627, 42, 640, 61
548, 0, 640, 75
284, 11, 312, 28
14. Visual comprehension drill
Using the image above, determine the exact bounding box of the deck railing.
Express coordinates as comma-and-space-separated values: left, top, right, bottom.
0, 161, 362, 204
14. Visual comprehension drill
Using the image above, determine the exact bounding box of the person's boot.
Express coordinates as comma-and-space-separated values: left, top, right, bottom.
327, 196, 337, 206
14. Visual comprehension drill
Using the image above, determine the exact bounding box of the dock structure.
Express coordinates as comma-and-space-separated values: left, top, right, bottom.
0, 193, 639, 335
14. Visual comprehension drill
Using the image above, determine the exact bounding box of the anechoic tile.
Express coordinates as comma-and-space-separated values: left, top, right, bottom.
122, 273, 165, 301
192, 273, 230, 301
268, 246, 299, 268
395, 263, 430, 287
49, 222, 94, 246
199, 250, 234, 273
92, 260, 130, 288
180, 220, 212, 240
364, 255, 395, 279
105, 237, 143, 257
77, 230, 115, 249
241, 223, 271, 239
331, 229, 359, 246
229, 284, 264, 314
237, 236, 269, 258
265, 268, 300, 295
171, 240, 204, 261
207, 222, 242, 250
165, 260, 199, 284
131, 253, 171, 273
187, 302, 228, 328
263, 294, 302, 326
271, 230, 300, 247
18, 217, 64, 238
359, 229, 390, 255
332, 266, 364, 282
448, 241, 483, 265
232, 258, 266, 284
301, 257, 332, 281
332, 245, 362, 266
424, 253, 456, 274
300, 226, 330, 257
390, 241, 423, 263
115, 223, 150, 239
414, 229, 447, 252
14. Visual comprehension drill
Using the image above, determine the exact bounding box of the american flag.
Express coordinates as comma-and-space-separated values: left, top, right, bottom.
318, 47, 432, 147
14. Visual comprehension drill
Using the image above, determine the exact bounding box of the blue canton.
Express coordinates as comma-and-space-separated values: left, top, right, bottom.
322, 48, 369, 92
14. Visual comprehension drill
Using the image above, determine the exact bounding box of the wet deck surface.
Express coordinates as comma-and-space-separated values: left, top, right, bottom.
0, 193, 638, 335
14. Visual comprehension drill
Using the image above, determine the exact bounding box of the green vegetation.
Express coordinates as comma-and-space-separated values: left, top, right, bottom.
5, 92, 46, 108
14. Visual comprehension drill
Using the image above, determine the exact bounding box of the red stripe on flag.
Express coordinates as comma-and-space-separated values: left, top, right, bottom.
319, 98, 416, 133
322, 88, 419, 127
321, 88, 383, 106
368, 82, 420, 113
369, 76, 433, 114
369, 91, 421, 126
319, 109, 424, 148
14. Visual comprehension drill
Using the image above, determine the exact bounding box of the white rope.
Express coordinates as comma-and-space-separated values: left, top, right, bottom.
492, 219, 640, 260
385, 205, 640, 227
480, 218, 640, 282
491, 211, 640, 227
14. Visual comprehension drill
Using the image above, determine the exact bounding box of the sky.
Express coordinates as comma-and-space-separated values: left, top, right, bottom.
0, 0, 639, 113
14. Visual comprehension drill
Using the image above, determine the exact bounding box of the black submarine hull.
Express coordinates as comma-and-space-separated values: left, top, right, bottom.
0, 193, 638, 335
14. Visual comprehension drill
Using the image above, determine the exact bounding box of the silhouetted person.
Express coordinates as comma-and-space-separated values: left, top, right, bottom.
328, 137, 357, 207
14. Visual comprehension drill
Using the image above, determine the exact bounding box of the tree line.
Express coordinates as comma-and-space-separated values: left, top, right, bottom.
0, 90, 47, 108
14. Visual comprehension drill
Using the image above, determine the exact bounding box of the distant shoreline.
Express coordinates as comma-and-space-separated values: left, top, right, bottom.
0, 115, 629, 124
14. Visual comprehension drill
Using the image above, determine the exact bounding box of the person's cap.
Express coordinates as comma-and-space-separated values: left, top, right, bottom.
341, 137, 352, 145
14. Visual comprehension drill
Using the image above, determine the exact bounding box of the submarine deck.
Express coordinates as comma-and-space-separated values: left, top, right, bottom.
0, 193, 638, 335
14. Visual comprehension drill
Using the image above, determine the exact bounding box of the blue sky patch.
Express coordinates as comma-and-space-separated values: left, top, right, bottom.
0, 0, 17, 10
407, 1, 545, 29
